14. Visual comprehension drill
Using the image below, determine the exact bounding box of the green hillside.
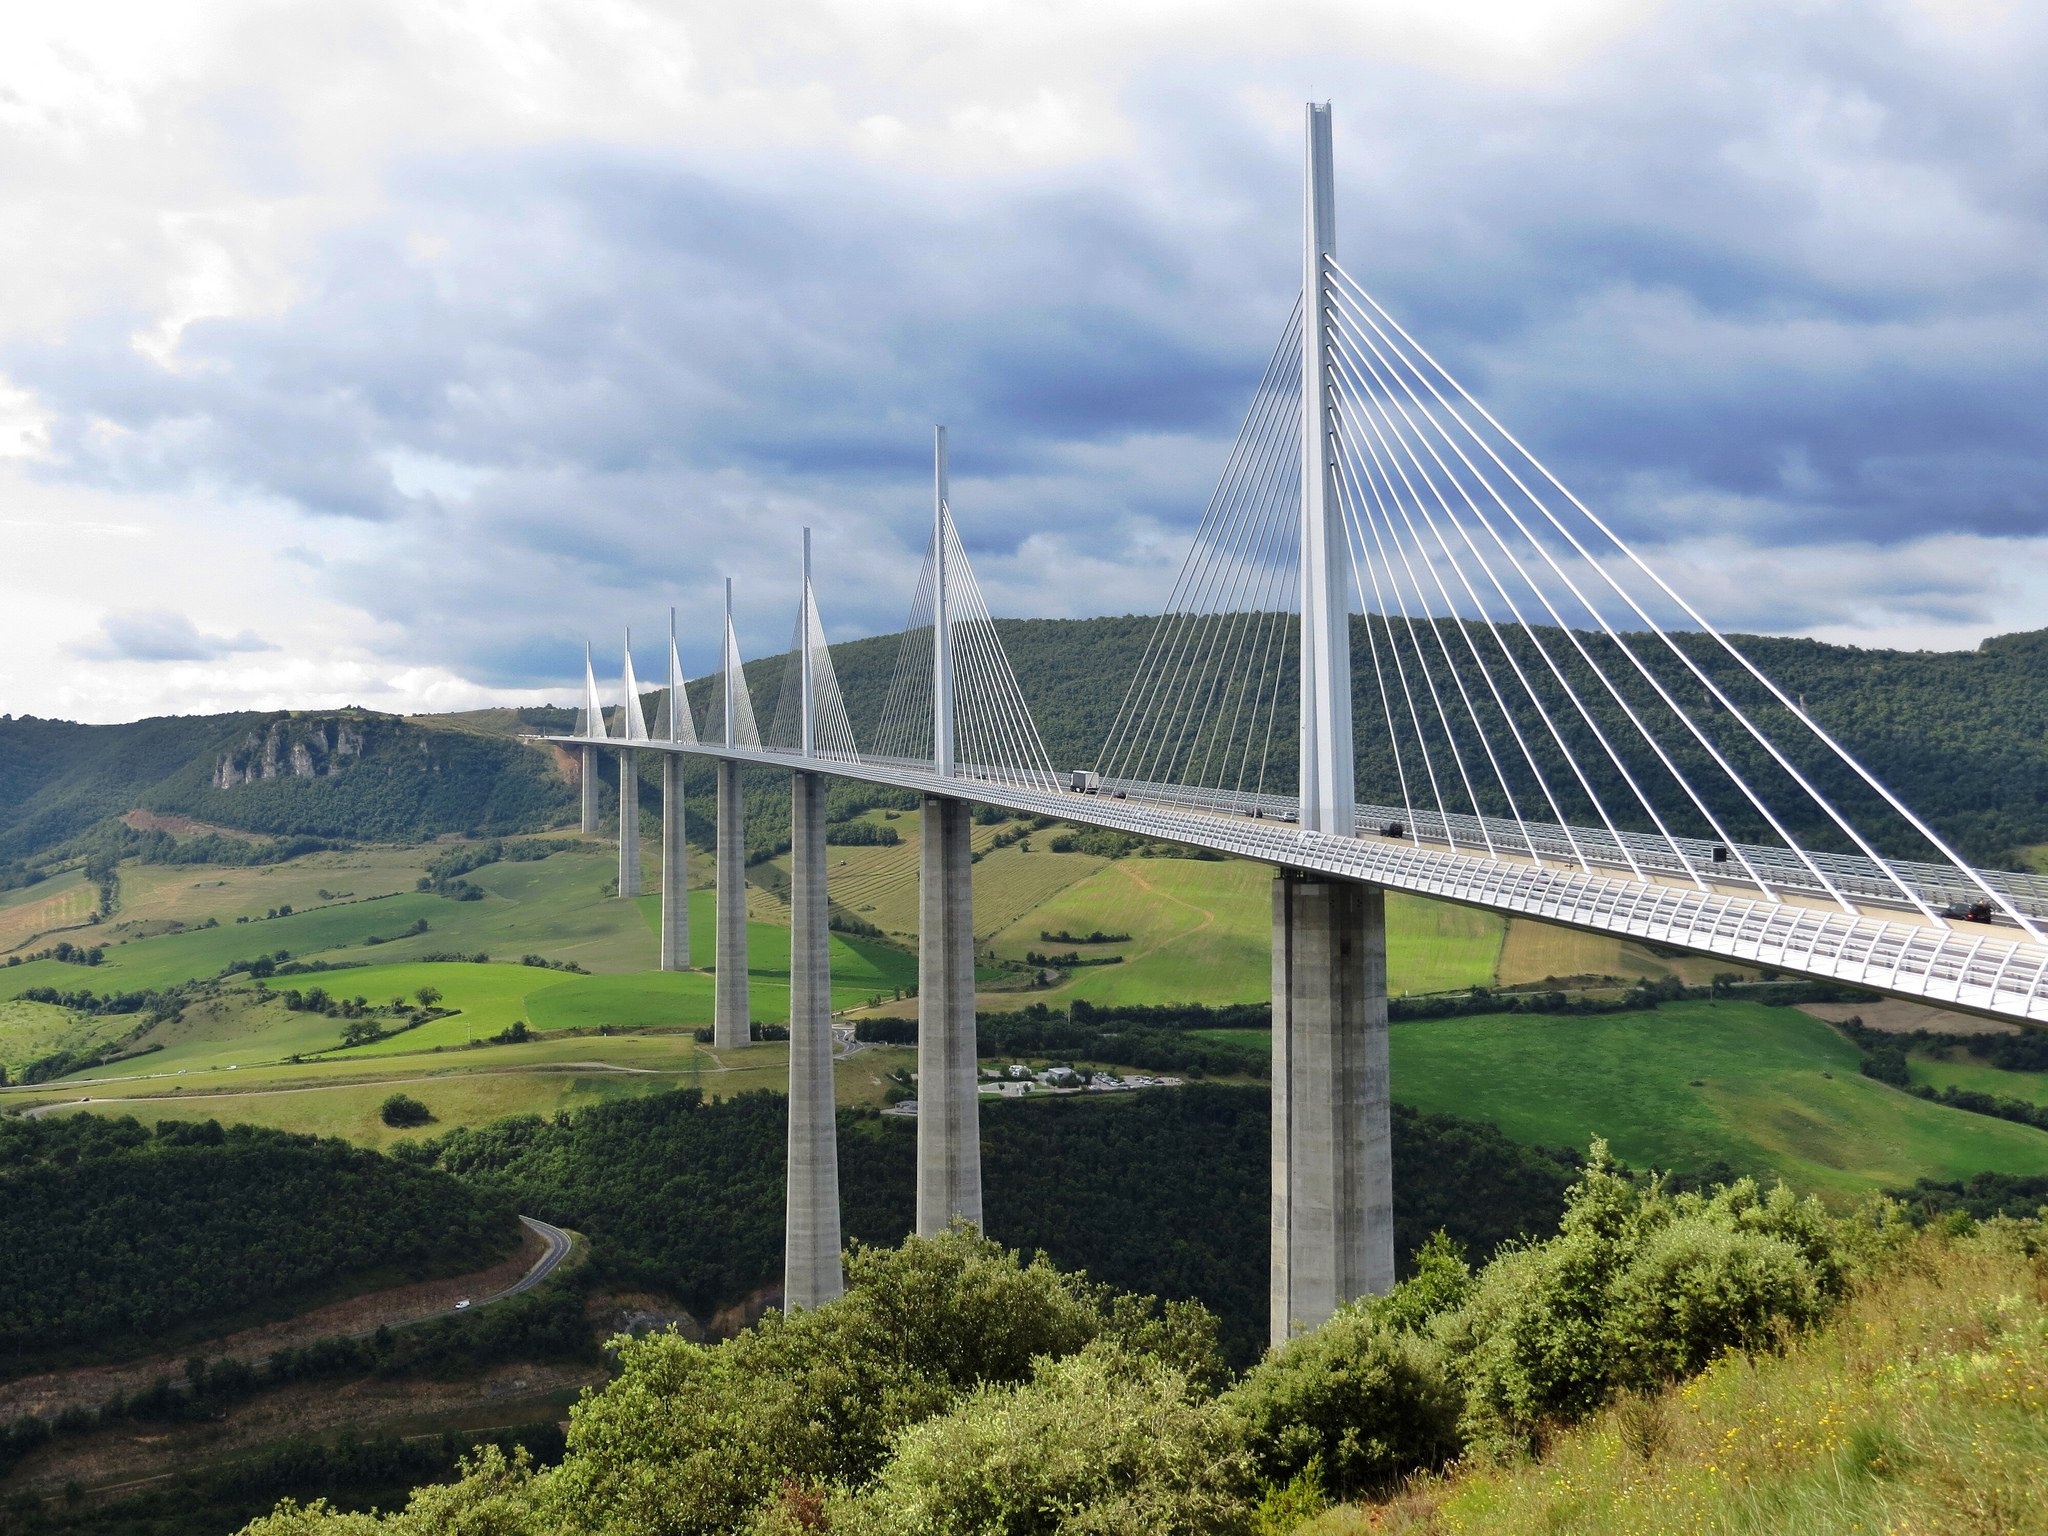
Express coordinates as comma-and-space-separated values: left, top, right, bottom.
9, 823, 2045, 1206
10, 620, 2048, 880
1311, 1221, 2048, 1533
712, 619, 2048, 868
1196, 1000, 2048, 1199
0, 708, 574, 866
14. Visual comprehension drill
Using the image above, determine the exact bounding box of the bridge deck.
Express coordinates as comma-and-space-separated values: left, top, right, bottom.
556, 736, 2048, 1027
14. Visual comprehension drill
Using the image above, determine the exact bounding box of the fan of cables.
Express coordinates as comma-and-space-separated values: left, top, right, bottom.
872, 511, 1059, 790
1092, 269, 2040, 937
1094, 299, 1305, 816
701, 608, 763, 751
765, 578, 861, 762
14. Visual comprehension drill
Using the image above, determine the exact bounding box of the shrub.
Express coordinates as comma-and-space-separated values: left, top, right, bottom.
851, 1343, 1254, 1535
1606, 1218, 1821, 1387
379, 1094, 434, 1128
534, 1227, 1176, 1536
1452, 1229, 1621, 1449
1228, 1313, 1462, 1497
1448, 1145, 1851, 1453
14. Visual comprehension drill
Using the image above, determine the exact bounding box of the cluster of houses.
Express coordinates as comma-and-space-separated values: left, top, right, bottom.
887, 1062, 1184, 1116
975, 1062, 1183, 1097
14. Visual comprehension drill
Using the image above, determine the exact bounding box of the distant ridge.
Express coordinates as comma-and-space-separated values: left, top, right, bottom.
8, 620, 2048, 869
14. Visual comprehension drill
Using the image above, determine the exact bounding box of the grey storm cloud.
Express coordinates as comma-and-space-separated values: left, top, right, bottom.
12, 0, 2048, 690
71, 609, 278, 663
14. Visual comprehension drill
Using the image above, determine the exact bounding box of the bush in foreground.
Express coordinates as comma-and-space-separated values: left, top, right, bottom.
1320, 1216, 2048, 1534
237, 1150, 1898, 1536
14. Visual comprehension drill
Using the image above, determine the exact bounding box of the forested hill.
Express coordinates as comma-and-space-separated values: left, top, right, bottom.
0, 708, 574, 865
702, 618, 2048, 869
9, 620, 2048, 872
0, 1114, 518, 1365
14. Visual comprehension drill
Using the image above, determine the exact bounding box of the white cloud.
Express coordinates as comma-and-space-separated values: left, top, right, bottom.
4, 0, 2048, 726
70, 609, 276, 662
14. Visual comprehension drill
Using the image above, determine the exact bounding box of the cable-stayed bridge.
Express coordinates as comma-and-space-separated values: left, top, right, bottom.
551, 105, 2048, 1348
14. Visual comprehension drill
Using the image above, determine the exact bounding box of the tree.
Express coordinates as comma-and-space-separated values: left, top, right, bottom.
415, 986, 443, 1008
340, 1019, 384, 1048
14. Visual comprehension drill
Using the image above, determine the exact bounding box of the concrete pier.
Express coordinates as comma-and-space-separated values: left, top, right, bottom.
714, 759, 750, 1048
659, 755, 688, 971
579, 745, 600, 834
1270, 872, 1393, 1348
616, 750, 642, 899
915, 795, 981, 1235
784, 770, 843, 1308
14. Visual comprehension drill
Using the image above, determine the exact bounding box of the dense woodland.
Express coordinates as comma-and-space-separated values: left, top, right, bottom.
0, 1116, 518, 1366
404, 1084, 1579, 1365
2, 1425, 568, 1536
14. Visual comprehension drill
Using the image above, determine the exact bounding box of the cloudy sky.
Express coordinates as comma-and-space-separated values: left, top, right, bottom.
3, 0, 2045, 724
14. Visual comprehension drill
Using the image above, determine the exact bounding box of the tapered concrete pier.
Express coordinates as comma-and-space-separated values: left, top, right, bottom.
714, 759, 749, 1048
579, 746, 599, 834
1270, 872, 1393, 1346
616, 751, 641, 898
916, 795, 981, 1235
659, 755, 688, 970
784, 770, 843, 1308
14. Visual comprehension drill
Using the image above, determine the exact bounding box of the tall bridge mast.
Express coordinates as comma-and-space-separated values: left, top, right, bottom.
1299, 100, 1354, 840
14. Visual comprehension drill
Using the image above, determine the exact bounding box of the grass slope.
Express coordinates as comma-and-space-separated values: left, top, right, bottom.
1393, 1003, 2048, 1197
989, 858, 1504, 1007
1908, 1051, 2048, 1109
1206, 1001, 2048, 1197
783, 807, 1110, 942
54, 923, 913, 1078
1494, 917, 1739, 988
1336, 1228, 2048, 1534
0, 873, 97, 955
27, 1033, 920, 1150
111, 849, 426, 927
0, 998, 129, 1079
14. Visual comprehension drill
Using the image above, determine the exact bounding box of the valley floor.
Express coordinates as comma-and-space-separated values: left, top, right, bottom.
7, 831, 2048, 1192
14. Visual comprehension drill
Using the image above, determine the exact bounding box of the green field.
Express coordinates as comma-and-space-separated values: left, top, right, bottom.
0, 871, 97, 955
0, 997, 130, 1076
1908, 1051, 2048, 1109
783, 807, 1111, 941
987, 857, 1503, 1006
1203, 1001, 2048, 1198
17, 1027, 919, 1149
0, 838, 915, 1125
46, 921, 914, 1080
112, 847, 428, 927
16, 830, 2006, 1208
1493, 916, 1741, 987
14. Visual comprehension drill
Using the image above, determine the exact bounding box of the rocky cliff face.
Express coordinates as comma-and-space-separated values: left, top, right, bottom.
212, 717, 371, 789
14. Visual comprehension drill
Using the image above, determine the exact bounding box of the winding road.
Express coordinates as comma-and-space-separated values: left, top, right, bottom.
489, 1216, 574, 1304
